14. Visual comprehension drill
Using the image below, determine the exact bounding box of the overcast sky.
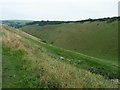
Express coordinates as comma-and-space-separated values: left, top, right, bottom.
0, 0, 119, 21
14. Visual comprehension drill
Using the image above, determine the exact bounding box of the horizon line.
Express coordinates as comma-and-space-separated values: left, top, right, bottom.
0, 16, 119, 21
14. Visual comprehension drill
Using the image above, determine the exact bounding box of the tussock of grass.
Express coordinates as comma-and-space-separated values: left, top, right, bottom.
2, 25, 118, 88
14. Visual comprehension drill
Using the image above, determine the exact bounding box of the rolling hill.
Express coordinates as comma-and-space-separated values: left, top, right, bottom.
20, 17, 118, 63
1, 25, 118, 88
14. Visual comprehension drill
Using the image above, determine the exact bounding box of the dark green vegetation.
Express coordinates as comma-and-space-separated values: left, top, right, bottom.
25, 17, 119, 26
2, 25, 118, 88
21, 17, 119, 63
2, 20, 33, 28
26, 21, 66, 26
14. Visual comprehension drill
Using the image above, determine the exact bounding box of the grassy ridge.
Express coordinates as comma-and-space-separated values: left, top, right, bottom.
21, 20, 118, 62
2, 25, 118, 88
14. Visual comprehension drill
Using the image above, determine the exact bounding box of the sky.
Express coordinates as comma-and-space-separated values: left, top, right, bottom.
0, 0, 119, 21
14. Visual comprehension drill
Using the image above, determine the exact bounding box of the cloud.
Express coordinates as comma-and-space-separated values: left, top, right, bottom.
1, 0, 119, 20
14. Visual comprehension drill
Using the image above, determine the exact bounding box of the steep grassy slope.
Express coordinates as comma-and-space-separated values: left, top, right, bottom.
2, 25, 118, 88
21, 20, 118, 62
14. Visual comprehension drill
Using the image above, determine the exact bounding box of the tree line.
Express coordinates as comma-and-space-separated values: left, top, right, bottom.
26, 16, 120, 26
2, 16, 120, 28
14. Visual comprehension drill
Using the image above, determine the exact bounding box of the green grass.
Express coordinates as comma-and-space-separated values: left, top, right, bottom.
3, 46, 27, 88
2, 25, 118, 88
7, 24, 119, 79
21, 20, 118, 62
2, 46, 45, 88
41, 43, 118, 79
21, 20, 119, 80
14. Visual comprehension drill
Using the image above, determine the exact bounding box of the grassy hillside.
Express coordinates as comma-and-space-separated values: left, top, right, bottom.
21, 19, 118, 62
2, 25, 118, 88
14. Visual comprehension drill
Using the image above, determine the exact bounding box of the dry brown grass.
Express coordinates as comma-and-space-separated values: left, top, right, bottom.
2, 28, 23, 48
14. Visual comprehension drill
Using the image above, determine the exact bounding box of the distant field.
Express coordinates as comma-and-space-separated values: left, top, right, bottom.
2, 25, 118, 88
2, 20, 33, 28
21, 19, 118, 63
